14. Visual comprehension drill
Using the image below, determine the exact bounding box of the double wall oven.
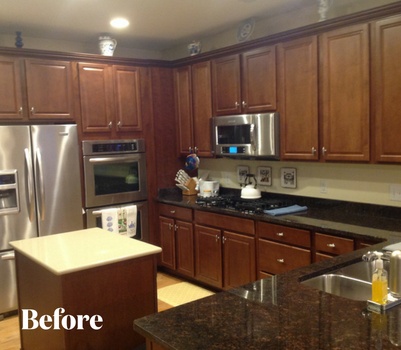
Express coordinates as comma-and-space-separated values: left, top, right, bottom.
83, 139, 149, 241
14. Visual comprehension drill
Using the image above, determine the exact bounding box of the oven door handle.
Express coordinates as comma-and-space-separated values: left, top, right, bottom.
88, 155, 140, 163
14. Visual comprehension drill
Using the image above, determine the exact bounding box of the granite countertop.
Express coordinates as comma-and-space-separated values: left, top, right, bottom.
135, 242, 401, 349
157, 187, 401, 242
10, 227, 162, 275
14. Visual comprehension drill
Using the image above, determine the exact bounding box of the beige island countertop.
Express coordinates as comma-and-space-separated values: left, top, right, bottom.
10, 227, 162, 275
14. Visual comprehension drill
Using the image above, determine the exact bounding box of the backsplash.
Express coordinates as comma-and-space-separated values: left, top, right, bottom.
199, 158, 401, 208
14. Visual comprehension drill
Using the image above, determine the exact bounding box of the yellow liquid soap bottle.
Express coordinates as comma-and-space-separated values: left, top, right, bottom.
372, 252, 388, 305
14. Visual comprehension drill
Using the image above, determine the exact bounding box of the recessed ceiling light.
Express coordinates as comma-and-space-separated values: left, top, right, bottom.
110, 18, 129, 29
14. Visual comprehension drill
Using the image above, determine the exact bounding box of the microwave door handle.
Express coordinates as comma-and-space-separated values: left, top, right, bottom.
24, 148, 35, 222
250, 124, 256, 151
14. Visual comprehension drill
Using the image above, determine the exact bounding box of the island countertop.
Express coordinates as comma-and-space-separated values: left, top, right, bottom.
10, 227, 162, 275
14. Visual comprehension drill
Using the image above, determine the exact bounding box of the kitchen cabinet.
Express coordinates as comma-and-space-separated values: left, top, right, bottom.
278, 36, 319, 160
319, 23, 370, 162
159, 204, 194, 277
211, 46, 276, 116
78, 62, 145, 137
372, 15, 401, 163
194, 210, 256, 289
0, 56, 76, 121
257, 222, 311, 276
174, 61, 213, 157
315, 232, 354, 262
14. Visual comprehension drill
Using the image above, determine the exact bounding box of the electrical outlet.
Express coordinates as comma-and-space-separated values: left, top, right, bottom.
320, 180, 327, 194
390, 184, 401, 201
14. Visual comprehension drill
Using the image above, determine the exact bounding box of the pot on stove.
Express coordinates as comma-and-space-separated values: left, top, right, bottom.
241, 174, 261, 199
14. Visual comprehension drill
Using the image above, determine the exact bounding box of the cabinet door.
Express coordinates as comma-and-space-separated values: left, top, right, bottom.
78, 62, 114, 134
113, 65, 143, 132
278, 36, 319, 160
159, 216, 176, 269
0, 56, 23, 120
241, 46, 276, 113
223, 231, 255, 290
212, 55, 241, 115
195, 224, 222, 288
192, 61, 213, 157
174, 66, 193, 155
176, 220, 194, 277
372, 15, 401, 163
319, 24, 370, 161
25, 59, 75, 120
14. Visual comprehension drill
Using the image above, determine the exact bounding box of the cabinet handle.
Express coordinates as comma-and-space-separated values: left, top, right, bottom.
277, 258, 285, 263
170, 210, 176, 214
174, 224, 178, 231
222, 236, 227, 244
242, 101, 247, 107
19, 107, 23, 114
108, 121, 113, 129
117, 121, 122, 129
235, 101, 240, 108
168, 223, 173, 230
30, 107, 35, 115
215, 235, 220, 242
327, 243, 336, 248
312, 147, 317, 155
276, 232, 284, 237
194, 146, 198, 154
189, 147, 193, 154
322, 147, 327, 156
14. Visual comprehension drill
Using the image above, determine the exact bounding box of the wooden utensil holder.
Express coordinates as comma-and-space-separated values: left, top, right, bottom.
182, 178, 198, 196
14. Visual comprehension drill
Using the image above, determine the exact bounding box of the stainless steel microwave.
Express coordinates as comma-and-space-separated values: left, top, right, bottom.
212, 113, 280, 159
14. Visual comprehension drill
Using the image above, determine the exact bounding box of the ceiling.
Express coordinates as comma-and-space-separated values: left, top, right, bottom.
0, 0, 312, 51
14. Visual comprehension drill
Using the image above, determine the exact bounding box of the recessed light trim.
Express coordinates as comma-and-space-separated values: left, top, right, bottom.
110, 18, 129, 29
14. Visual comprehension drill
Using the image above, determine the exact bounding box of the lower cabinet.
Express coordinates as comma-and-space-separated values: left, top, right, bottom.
315, 232, 354, 262
257, 221, 311, 277
159, 204, 194, 278
194, 211, 256, 290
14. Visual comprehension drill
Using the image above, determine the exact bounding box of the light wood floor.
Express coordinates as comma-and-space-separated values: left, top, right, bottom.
0, 272, 182, 350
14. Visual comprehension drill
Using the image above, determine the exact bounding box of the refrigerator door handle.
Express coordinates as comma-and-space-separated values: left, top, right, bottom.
24, 148, 35, 222
1, 252, 15, 261
35, 148, 45, 221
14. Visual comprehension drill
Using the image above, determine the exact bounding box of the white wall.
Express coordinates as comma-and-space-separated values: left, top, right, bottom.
199, 158, 401, 208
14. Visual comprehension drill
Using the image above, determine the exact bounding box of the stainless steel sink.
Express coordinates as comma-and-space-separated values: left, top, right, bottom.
301, 260, 389, 301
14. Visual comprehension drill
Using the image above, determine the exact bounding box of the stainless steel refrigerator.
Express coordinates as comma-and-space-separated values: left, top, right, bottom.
0, 124, 83, 316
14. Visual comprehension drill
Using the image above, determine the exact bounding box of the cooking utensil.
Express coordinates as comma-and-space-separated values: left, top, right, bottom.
241, 174, 261, 199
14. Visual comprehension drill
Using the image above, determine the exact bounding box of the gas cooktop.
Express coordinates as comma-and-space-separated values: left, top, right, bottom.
195, 195, 293, 215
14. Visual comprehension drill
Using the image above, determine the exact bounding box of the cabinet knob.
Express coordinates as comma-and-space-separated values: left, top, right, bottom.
108, 121, 113, 129
327, 243, 336, 248
215, 235, 220, 242
19, 107, 23, 114
277, 258, 285, 263
312, 147, 317, 155
222, 236, 227, 244
242, 101, 247, 107
30, 107, 35, 115
174, 224, 178, 231
168, 223, 173, 230
322, 147, 327, 156
194, 146, 198, 154
117, 121, 122, 129
276, 232, 284, 237
235, 101, 240, 108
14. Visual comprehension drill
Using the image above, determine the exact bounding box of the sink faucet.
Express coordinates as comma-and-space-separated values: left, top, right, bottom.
362, 251, 391, 262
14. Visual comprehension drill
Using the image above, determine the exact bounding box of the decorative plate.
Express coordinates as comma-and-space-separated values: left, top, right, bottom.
237, 18, 255, 43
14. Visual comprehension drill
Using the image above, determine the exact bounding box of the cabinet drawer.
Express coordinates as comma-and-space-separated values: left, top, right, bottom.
259, 240, 311, 275
315, 233, 354, 255
257, 222, 311, 248
195, 210, 254, 236
159, 204, 192, 221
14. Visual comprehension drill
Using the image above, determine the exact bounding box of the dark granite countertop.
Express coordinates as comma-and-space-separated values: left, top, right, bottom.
156, 187, 401, 242
133, 189, 401, 349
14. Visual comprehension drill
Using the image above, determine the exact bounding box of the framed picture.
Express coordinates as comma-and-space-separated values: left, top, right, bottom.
257, 166, 272, 186
281, 167, 297, 188
237, 165, 249, 183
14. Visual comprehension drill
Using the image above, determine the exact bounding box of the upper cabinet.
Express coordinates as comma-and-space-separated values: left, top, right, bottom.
78, 62, 145, 138
0, 57, 76, 121
278, 36, 319, 161
212, 46, 276, 116
174, 61, 213, 157
319, 23, 370, 162
372, 14, 401, 163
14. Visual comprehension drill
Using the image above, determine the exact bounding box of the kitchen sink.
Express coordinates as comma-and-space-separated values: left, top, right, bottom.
301, 260, 389, 301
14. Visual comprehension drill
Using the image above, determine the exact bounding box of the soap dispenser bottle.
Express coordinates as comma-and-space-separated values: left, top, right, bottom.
372, 252, 388, 305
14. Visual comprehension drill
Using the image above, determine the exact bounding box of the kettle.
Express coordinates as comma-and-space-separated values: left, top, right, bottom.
241, 174, 261, 199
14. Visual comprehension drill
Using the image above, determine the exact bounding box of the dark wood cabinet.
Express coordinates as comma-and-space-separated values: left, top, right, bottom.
159, 204, 194, 278
212, 46, 276, 115
319, 23, 370, 162
194, 210, 256, 290
78, 62, 145, 138
0, 57, 76, 121
372, 14, 401, 163
278, 36, 319, 161
315, 232, 354, 261
174, 61, 213, 157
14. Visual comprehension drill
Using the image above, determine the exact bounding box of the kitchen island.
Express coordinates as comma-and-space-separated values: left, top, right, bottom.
10, 228, 162, 350
135, 241, 401, 349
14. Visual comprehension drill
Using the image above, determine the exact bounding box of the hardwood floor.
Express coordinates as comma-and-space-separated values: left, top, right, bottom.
0, 272, 182, 350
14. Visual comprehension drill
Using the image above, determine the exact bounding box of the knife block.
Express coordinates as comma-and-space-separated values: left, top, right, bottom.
182, 178, 198, 196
